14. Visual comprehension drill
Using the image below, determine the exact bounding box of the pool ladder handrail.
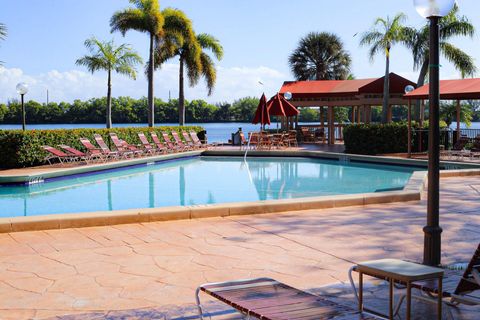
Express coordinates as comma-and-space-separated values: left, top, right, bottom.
243, 133, 253, 161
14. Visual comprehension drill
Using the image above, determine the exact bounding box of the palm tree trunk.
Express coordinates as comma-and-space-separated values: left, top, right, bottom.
414, 60, 429, 122
178, 56, 185, 126
106, 69, 112, 129
382, 53, 390, 123
148, 33, 155, 127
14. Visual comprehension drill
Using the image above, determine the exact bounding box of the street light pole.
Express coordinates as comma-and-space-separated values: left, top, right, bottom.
16, 82, 29, 132
424, 15, 442, 266
413, 0, 455, 266
21, 93, 26, 131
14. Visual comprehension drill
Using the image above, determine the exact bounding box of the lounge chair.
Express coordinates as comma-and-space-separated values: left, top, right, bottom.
301, 127, 315, 142
349, 243, 480, 318
182, 131, 199, 149
189, 131, 211, 149
138, 132, 162, 155
42, 146, 76, 165
94, 134, 122, 159
119, 139, 144, 157
80, 137, 112, 161
150, 132, 170, 154
442, 136, 470, 161
162, 132, 183, 152
171, 131, 192, 151
58, 144, 102, 164
106, 133, 135, 158
195, 277, 374, 320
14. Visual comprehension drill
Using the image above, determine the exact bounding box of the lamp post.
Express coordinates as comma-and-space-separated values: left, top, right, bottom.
414, 0, 455, 266
16, 82, 29, 131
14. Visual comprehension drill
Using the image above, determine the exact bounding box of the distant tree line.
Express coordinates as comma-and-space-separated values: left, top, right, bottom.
0, 96, 260, 124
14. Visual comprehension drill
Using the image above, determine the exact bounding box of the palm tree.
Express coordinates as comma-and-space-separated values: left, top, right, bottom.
110, 0, 164, 127
0, 22, 7, 66
76, 37, 142, 128
402, 5, 476, 121
439, 102, 472, 128
155, 9, 224, 125
360, 13, 407, 123
288, 32, 351, 81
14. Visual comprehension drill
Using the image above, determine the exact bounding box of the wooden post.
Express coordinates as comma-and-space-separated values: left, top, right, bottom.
420, 100, 425, 126
328, 106, 335, 145
456, 99, 461, 141
387, 105, 393, 122
351, 106, 356, 123
356, 106, 361, 123
408, 100, 412, 158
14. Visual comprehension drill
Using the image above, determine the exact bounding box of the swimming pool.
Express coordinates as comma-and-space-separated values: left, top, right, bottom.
0, 156, 417, 218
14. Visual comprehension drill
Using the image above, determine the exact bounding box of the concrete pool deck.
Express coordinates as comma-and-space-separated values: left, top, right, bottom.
0, 176, 478, 319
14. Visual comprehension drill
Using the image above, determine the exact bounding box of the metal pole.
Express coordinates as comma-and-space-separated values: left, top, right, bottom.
21, 94, 26, 131
408, 100, 412, 158
424, 16, 442, 266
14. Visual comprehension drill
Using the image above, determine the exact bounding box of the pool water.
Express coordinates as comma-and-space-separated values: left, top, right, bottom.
0, 157, 416, 217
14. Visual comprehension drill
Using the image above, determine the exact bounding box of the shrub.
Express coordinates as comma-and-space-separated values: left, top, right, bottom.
343, 123, 409, 155
0, 126, 203, 169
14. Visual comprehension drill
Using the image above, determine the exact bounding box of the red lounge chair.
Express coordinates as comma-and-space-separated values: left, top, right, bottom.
93, 134, 121, 159
182, 131, 199, 149
150, 132, 170, 154
138, 132, 162, 155
195, 278, 372, 320
42, 145, 76, 165
189, 131, 210, 149
171, 131, 192, 151
58, 144, 102, 164
80, 137, 111, 161
105, 133, 135, 158
162, 132, 182, 152
119, 139, 144, 157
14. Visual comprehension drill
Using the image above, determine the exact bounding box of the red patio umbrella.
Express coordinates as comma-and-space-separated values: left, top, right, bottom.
252, 93, 270, 126
267, 93, 299, 116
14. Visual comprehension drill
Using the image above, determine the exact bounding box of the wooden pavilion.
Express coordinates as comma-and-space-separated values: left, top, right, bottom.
404, 78, 480, 156
278, 73, 416, 144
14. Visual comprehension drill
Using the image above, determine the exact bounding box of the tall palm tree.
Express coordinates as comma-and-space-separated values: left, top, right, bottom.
402, 4, 476, 121
155, 9, 223, 125
288, 32, 351, 81
76, 37, 142, 128
0, 22, 7, 66
110, 0, 164, 127
360, 13, 407, 123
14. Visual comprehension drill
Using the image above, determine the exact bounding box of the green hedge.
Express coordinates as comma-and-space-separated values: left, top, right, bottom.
0, 126, 203, 169
343, 123, 409, 155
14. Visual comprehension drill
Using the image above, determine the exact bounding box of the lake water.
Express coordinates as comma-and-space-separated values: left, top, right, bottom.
0, 122, 478, 143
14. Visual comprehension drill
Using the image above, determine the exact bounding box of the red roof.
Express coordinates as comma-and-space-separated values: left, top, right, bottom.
405, 78, 480, 100
279, 73, 416, 99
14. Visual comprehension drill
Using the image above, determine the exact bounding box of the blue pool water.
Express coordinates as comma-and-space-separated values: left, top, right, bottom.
0, 157, 417, 218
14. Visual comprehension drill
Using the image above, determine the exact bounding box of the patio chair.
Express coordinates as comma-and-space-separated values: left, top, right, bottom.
248, 132, 260, 150
58, 144, 102, 164
182, 131, 199, 149
80, 137, 113, 161
107, 133, 135, 158
195, 277, 374, 320
119, 139, 144, 157
137, 132, 157, 155
42, 146, 76, 165
239, 131, 248, 150
94, 134, 122, 159
301, 127, 315, 142
349, 243, 480, 319
150, 132, 170, 154
189, 131, 212, 149
162, 132, 184, 152
171, 131, 192, 151
442, 135, 470, 161
288, 130, 298, 148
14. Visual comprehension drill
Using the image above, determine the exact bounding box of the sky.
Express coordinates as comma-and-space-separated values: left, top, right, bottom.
0, 0, 479, 104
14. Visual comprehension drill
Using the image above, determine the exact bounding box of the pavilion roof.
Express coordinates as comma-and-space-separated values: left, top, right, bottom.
279, 73, 416, 99
404, 78, 480, 100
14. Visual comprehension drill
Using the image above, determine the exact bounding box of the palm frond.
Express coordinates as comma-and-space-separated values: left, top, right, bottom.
440, 42, 477, 77
0, 23, 7, 41
197, 33, 224, 60
199, 52, 216, 95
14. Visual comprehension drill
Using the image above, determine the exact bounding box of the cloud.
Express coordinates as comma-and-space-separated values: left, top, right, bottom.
0, 64, 287, 104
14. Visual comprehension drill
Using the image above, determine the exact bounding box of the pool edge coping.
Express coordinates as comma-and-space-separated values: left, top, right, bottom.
1, 150, 479, 233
